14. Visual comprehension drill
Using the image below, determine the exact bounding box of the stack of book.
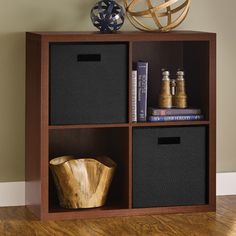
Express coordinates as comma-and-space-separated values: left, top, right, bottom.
148, 107, 203, 122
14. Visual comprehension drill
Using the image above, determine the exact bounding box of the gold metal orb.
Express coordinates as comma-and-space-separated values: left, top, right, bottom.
124, 0, 191, 32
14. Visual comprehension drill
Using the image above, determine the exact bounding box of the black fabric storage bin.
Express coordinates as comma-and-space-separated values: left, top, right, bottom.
49, 43, 128, 125
132, 126, 208, 208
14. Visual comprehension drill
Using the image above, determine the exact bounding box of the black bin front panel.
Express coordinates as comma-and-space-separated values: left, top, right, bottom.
50, 43, 128, 125
132, 126, 208, 208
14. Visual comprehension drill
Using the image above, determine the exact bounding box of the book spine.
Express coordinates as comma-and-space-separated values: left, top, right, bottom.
148, 115, 204, 122
149, 108, 201, 116
132, 70, 137, 122
137, 62, 148, 122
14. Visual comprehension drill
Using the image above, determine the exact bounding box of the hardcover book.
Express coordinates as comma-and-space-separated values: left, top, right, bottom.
148, 107, 201, 116
136, 61, 148, 122
148, 114, 204, 122
132, 70, 137, 122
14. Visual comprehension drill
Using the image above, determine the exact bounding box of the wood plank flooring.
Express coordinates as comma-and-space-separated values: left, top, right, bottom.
0, 196, 236, 236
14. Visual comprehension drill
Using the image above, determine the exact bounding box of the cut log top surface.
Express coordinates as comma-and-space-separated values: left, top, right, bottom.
49, 156, 116, 168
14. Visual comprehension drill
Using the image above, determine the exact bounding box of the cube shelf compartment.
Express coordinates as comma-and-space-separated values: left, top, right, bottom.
132, 126, 208, 208
48, 127, 129, 212
49, 42, 128, 125
26, 31, 216, 220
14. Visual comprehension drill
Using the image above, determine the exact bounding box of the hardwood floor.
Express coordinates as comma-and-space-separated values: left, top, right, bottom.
0, 196, 236, 236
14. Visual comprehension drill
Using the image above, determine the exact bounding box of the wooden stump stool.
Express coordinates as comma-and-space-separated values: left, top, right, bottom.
49, 156, 116, 209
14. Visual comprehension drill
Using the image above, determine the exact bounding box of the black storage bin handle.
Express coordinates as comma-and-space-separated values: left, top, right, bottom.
158, 137, 181, 145
77, 54, 101, 62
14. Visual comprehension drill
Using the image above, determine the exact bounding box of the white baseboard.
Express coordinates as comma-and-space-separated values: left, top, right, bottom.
216, 172, 236, 196
0, 181, 25, 207
0, 173, 235, 207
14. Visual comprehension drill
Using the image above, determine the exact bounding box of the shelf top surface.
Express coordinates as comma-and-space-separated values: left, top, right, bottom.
27, 31, 216, 42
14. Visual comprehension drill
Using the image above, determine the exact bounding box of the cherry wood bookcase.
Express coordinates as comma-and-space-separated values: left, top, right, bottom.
26, 31, 216, 220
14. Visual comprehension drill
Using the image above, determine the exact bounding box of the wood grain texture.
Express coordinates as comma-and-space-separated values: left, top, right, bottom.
27, 31, 216, 43
0, 196, 235, 236
25, 33, 42, 217
49, 156, 116, 209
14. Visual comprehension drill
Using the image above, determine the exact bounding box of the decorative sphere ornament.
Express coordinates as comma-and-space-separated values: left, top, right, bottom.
91, 0, 125, 33
124, 0, 191, 32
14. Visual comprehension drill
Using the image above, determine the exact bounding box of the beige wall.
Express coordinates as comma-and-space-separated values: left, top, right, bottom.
180, 1, 236, 173
0, 0, 235, 182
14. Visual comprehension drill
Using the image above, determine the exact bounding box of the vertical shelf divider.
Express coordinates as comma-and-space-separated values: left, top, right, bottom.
41, 38, 50, 218
128, 41, 133, 208
208, 36, 217, 209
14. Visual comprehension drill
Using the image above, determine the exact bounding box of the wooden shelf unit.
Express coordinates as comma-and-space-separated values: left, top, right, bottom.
26, 31, 216, 220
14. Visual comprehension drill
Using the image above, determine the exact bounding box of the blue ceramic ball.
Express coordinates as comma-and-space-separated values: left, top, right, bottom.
90, 0, 125, 33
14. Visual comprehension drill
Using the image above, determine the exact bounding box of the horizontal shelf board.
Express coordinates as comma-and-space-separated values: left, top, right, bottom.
45, 204, 214, 220
28, 31, 216, 43
49, 123, 129, 129
49, 204, 127, 213
132, 120, 210, 127
49, 121, 210, 129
